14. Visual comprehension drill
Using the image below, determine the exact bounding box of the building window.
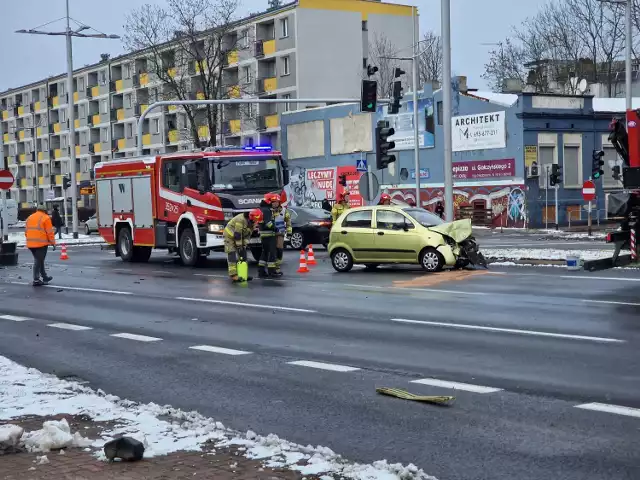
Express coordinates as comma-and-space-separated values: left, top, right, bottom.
282, 93, 291, 112
538, 145, 555, 189
241, 29, 249, 48
79, 104, 85, 118
101, 99, 108, 114
362, 20, 368, 31
246, 103, 253, 118
124, 63, 131, 79
126, 123, 133, 139
125, 94, 132, 108
153, 118, 160, 134
437, 101, 443, 125
42, 139, 48, 151
603, 145, 623, 189
282, 56, 290, 76
60, 82, 66, 95
243, 66, 252, 84
61, 135, 67, 149
78, 77, 85, 91
280, 17, 289, 38
99, 70, 107, 85
60, 109, 67, 122
100, 127, 108, 143
563, 145, 581, 188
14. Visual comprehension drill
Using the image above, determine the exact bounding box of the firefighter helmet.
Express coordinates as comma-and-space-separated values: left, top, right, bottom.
379, 193, 391, 204
248, 209, 263, 224
339, 190, 350, 201
264, 192, 281, 204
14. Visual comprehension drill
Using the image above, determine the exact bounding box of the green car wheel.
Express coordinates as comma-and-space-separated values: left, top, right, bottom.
420, 247, 444, 272
331, 248, 353, 273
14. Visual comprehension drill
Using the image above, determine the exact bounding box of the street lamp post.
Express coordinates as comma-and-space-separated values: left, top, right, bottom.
441, 0, 453, 221
16, 0, 119, 238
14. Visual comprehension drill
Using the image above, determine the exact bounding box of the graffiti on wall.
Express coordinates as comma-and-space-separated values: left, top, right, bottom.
284, 166, 364, 209
387, 184, 526, 227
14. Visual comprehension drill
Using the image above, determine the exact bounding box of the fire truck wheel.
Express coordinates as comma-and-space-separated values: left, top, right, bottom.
179, 228, 198, 267
118, 228, 135, 262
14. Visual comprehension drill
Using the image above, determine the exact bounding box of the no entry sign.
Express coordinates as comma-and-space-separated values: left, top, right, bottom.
0, 169, 14, 191
582, 180, 596, 202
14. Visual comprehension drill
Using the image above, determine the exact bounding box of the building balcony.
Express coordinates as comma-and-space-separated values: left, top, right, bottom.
53, 122, 65, 134
74, 119, 81, 129
92, 114, 101, 126
227, 85, 241, 98
167, 130, 180, 143
258, 77, 277, 94
139, 73, 149, 87
2, 133, 8, 143
20, 178, 29, 188
17, 105, 26, 117
226, 50, 239, 66
142, 133, 151, 146
262, 39, 276, 56
1, 109, 9, 120
91, 85, 100, 98
189, 60, 208, 75
18, 130, 25, 141
37, 151, 48, 161
135, 104, 149, 116
73, 91, 79, 103
167, 67, 177, 79
229, 119, 241, 134
33, 101, 45, 112
115, 79, 125, 93
93, 143, 102, 154
54, 148, 64, 159
198, 126, 209, 139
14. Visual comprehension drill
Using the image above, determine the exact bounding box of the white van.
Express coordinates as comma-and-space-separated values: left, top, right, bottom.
0, 199, 18, 227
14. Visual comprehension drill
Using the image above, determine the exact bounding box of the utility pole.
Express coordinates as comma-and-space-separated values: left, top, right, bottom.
412, 6, 420, 206
441, 0, 453, 221
16, 1, 119, 238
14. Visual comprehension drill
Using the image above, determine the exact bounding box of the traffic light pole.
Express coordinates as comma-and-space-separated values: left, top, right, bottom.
441, 0, 454, 221
0, 121, 7, 241
554, 184, 559, 230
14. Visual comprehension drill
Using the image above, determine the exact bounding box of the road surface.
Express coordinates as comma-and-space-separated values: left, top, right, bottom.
0, 245, 638, 480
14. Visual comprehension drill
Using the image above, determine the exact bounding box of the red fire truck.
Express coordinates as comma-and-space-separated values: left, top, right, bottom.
94, 146, 289, 265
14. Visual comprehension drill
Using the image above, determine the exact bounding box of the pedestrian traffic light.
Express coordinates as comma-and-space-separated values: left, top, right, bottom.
62, 175, 71, 190
375, 121, 396, 170
360, 80, 377, 113
389, 80, 403, 115
592, 150, 605, 179
338, 174, 347, 187
549, 164, 562, 187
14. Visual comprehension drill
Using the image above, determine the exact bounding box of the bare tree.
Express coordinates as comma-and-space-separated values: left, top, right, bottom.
366, 33, 407, 99
482, 38, 530, 92
123, 0, 242, 149
418, 31, 442, 85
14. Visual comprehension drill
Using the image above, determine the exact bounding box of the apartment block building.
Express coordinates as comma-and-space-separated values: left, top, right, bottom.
0, 0, 415, 210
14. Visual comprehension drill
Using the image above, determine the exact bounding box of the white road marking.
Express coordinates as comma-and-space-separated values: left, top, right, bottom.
287, 360, 360, 372
110, 333, 162, 342
411, 378, 502, 394
44, 285, 133, 295
189, 345, 252, 355
0, 314, 31, 322
194, 273, 227, 279
583, 299, 640, 307
47, 323, 93, 331
176, 297, 316, 313
343, 284, 487, 296
575, 402, 640, 419
390, 318, 625, 343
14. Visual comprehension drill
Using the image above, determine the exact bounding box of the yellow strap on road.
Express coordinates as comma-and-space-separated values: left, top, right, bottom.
375, 387, 455, 406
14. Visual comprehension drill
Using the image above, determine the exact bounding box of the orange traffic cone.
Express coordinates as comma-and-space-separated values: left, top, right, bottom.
59, 244, 68, 261
297, 250, 309, 273
307, 244, 317, 265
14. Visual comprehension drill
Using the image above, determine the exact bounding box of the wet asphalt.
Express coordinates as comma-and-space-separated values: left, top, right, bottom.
0, 243, 639, 480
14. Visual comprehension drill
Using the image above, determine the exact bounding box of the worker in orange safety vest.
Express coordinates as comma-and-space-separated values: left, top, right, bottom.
25, 204, 56, 286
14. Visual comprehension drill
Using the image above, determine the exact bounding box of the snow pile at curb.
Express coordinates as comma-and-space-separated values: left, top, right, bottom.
8, 232, 105, 246
483, 248, 621, 261
0, 355, 436, 480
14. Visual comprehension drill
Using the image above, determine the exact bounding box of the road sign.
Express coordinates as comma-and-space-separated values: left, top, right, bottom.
356, 159, 367, 172
0, 170, 14, 191
582, 180, 596, 201
358, 171, 380, 201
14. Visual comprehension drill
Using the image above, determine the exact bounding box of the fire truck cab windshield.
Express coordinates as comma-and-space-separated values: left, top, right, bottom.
209, 157, 283, 192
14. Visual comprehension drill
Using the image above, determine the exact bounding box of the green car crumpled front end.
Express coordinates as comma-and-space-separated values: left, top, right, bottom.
429, 218, 488, 268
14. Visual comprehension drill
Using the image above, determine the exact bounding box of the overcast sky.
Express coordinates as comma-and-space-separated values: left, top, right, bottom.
0, 0, 543, 93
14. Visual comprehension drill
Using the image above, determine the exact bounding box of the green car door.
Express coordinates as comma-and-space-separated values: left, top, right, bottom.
335, 209, 377, 262
373, 209, 422, 262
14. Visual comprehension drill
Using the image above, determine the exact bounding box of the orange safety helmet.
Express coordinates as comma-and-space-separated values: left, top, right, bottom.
264, 192, 281, 204
248, 209, 263, 223
379, 193, 391, 204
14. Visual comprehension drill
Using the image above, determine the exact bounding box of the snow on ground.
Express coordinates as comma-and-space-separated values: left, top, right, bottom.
483, 248, 624, 261
474, 226, 607, 240
8, 232, 104, 246
0, 355, 436, 480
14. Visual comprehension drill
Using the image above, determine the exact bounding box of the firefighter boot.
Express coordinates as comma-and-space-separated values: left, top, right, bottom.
269, 269, 283, 278
258, 266, 269, 278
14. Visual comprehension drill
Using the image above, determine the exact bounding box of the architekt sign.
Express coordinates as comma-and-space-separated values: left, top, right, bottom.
452, 111, 506, 152
452, 159, 515, 180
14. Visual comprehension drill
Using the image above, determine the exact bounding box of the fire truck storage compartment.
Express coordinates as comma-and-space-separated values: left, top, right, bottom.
96, 179, 113, 227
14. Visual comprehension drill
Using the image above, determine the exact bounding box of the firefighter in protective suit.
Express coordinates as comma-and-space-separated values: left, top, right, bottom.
271, 194, 292, 275
331, 190, 351, 222
378, 193, 392, 206
224, 209, 263, 283
258, 193, 279, 278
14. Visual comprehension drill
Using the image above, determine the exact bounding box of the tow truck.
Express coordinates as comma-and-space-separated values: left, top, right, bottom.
584, 110, 640, 271
94, 145, 289, 266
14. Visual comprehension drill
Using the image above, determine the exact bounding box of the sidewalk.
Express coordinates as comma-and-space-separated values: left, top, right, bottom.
1, 413, 308, 480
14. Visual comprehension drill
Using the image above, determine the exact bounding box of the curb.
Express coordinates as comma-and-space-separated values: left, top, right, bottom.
486, 257, 640, 269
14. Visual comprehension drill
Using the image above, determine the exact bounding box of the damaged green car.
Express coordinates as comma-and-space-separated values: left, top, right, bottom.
328, 205, 487, 273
